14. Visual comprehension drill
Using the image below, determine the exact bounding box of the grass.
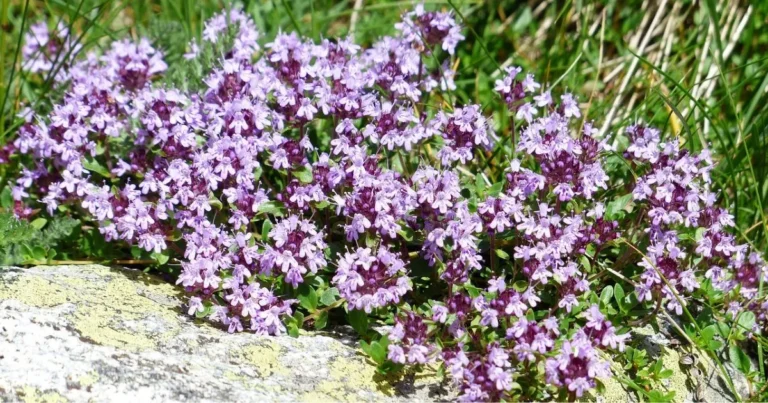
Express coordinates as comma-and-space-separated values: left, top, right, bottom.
1, 0, 767, 398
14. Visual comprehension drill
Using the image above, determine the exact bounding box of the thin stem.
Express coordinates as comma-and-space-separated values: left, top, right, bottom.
490, 231, 496, 273
305, 298, 346, 322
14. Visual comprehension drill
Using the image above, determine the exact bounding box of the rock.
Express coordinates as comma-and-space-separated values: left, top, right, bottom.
0, 265, 448, 402
596, 324, 750, 403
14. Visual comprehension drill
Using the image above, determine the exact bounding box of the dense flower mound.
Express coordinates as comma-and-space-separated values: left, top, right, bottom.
6, 5, 767, 401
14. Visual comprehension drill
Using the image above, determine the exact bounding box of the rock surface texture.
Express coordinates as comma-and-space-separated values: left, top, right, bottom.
0, 265, 749, 402
0, 265, 446, 402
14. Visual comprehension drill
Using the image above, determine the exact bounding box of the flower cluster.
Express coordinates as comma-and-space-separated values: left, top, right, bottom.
6, 4, 767, 401
387, 312, 435, 364
625, 124, 768, 322
333, 246, 410, 313
22, 21, 81, 81
262, 215, 327, 287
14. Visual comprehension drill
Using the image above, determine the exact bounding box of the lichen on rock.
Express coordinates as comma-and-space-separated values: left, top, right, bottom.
0, 265, 447, 402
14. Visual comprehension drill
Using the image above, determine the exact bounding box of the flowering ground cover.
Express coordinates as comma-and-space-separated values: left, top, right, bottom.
1, 1, 767, 401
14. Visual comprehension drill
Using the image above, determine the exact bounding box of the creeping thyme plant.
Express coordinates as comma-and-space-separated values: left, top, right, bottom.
4, 4, 768, 401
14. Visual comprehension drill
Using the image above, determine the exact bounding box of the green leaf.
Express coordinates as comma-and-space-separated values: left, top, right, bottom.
0, 188, 13, 209
736, 311, 756, 332
314, 311, 329, 330
320, 287, 339, 306
512, 280, 528, 292
195, 302, 213, 319
658, 369, 674, 379
261, 219, 273, 242
257, 201, 286, 217
32, 246, 46, 261
151, 251, 170, 265
465, 284, 482, 298
729, 345, 752, 374
613, 283, 625, 302
287, 322, 299, 337
168, 230, 184, 241
648, 390, 675, 402
397, 226, 414, 242
293, 311, 305, 328
652, 359, 663, 374
360, 340, 372, 356
297, 283, 318, 311
600, 286, 613, 305
707, 339, 723, 351
348, 309, 369, 336
579, 255, 591, 271
364, 235, 377, 248
700, 324, 717, 343
30, 218, 47, 230
716, 322, 731, 339
209, 198, 223, 210
293, 165, 313, 184
474, 173, 486, 195
368, 341, 386, 365
83, 158, 111, 178
614, 283, 626, 311
606, 194, 633, 219
495, 248, 510, 260
131, 246, 143, 259
488, 181, 504, 197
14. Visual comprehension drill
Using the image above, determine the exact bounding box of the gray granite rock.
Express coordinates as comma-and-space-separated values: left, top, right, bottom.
0, 265, 448, 402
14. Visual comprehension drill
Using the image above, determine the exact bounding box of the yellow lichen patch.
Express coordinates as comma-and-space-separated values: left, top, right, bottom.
299, 356, 390, 402
69, 277, 182, 351
1, 266, 184, 351
16, 386, 68, 403
300, 390, 338, 402
314, 381, 358, 401
77, 372, 99, 388
594, 376, 634, 403
0, 276, 71, 307
222, 369, 285, 394
329, 356, 394, 396
224, 370, 249, 383
659, 346, 693, 403
239, 342, 290, 377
